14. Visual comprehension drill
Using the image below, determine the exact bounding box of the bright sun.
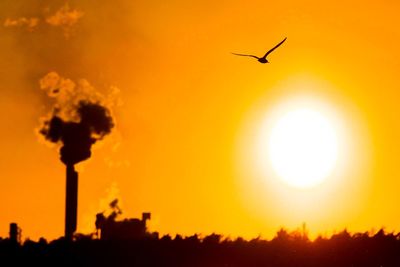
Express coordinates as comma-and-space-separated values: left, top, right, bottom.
268, 108, 338, 188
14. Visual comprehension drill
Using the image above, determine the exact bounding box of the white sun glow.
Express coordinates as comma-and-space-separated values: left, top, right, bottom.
268, 108, 338, 188
236, 77, 371, 232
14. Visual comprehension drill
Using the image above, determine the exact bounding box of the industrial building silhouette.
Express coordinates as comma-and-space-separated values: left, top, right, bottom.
95, 199, 154, 240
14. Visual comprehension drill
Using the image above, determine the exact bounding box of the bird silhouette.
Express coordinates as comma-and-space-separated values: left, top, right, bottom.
232, 37, 287, 64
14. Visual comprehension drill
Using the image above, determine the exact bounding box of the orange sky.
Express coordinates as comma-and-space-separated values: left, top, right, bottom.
1, 0, 400, 240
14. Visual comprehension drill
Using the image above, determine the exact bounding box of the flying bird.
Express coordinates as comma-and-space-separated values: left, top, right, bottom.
232, 37, 287, 64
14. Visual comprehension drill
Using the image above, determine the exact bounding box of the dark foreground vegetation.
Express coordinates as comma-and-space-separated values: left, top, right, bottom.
1, 229, 400, 267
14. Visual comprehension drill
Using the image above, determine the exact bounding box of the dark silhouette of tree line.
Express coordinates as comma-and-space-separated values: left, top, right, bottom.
1, 228, 400, 267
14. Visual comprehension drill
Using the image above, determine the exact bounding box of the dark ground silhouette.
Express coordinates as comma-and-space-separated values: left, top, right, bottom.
1, 228, 400, 267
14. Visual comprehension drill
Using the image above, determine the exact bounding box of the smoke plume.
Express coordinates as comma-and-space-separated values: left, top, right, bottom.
3, 3, 83, 37
39, 72, 114, 166
45, 3, 84, 38
3, 17, 39, 31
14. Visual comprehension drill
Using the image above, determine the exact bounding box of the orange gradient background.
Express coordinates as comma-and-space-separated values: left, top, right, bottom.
0, 0, 399, 240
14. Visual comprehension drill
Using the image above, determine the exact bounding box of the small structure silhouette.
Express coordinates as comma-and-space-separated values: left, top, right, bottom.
9, 223, 21, 244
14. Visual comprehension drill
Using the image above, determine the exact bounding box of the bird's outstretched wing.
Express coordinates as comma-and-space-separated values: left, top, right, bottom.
231, 53, 259, 59
263, 37, 287, 58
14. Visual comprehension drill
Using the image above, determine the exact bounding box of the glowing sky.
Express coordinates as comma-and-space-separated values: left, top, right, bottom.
1, 0, 400, 240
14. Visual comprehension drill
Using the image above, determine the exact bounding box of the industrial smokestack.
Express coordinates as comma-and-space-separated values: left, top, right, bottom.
38, 72, 115, 240
65, 164, 78, 240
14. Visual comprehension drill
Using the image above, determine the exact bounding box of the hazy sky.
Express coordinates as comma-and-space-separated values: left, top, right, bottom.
1, 0, 400, 240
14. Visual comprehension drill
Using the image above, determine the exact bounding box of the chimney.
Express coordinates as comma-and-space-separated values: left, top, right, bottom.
65, 164, 78, 240
9, 223, 20, 243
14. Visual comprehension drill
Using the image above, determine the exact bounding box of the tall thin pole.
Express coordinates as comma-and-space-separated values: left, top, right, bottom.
65, 164, 78, 240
